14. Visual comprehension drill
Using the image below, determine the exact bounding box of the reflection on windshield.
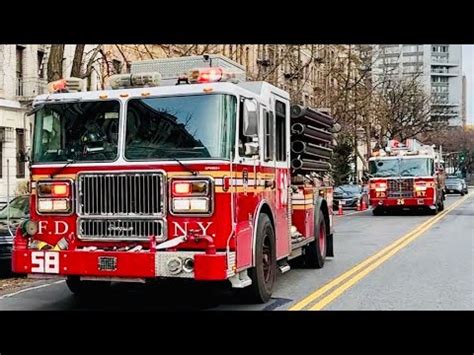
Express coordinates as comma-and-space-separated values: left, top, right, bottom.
125, 95, 236, 160
0, 196, 29, 219
335, 185, 360, 193
369, 159, 399, 177
33, 101, 120, 163
369, 158, 433, 177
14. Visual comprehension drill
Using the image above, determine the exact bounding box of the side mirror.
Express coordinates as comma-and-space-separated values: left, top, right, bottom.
243, 99, 258, 137
244, 141, 259, 157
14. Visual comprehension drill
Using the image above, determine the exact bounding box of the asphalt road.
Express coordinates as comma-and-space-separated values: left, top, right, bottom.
0, 194, 472, 311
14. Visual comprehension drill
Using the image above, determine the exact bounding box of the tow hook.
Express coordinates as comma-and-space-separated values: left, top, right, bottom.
188, 231, 216, 255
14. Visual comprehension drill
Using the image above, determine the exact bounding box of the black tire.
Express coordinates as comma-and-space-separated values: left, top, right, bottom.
66, 276, 111, 297
372, 207, 384, 216
460, 192, 465, 196
245, 214, 276, 304
303, 212, 327, 269
428, 204, 439, 215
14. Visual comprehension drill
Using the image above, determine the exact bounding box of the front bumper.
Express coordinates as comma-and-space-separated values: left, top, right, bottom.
370, 197, 435, 208
334, 198, 358, 208
444, 188, 462, 194
12, 249, 233, 281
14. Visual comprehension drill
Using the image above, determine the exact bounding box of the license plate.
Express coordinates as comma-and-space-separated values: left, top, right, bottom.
449, 190, 454, 193
98, 256, 117, 271
340, 200, 345, 205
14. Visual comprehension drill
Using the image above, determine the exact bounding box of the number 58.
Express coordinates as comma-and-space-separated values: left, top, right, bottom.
31, 251, 60, 274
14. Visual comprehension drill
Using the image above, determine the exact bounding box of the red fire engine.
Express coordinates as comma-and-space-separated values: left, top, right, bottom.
368, 139, 446, 216
13, 55, 335, 303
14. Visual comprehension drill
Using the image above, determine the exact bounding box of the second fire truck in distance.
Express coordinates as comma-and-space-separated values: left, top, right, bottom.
13, 55, 335, 303
368, 139, 446, 216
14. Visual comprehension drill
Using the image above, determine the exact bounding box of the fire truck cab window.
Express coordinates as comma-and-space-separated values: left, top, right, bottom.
263, 109, 274, 161
125, 94, 236, 160
32, 101, 120, 163
275, 100, 287, 162
369, 158, 433, 177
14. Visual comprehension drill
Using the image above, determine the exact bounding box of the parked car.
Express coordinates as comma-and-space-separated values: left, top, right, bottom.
0, 195, 29, 273
444, 176, 468, 196
333, 184, 368, 209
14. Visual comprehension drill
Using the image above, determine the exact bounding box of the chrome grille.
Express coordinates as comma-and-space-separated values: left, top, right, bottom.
78, 172, 164, 216
387, 178, 414, 198
78, 218, 165, 241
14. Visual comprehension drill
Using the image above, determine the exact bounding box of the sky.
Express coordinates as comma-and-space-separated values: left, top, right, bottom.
463, 45, 473, 124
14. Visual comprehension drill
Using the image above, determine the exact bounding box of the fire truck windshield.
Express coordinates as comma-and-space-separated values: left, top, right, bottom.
369, 158, 434, 177
32, 101, 120, 163
125, 94, 236, 160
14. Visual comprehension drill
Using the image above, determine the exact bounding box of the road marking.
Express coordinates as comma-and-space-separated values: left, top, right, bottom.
290, 195, 470, 311
0, 280, 65, 300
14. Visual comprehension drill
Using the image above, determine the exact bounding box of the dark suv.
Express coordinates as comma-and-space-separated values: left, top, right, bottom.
444, 176, 468, 196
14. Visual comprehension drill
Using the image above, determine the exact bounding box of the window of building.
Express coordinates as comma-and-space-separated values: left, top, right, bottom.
275, 100, 287, 162
37, 50, 45, 78
432, 76, 448, 83
0, 128, 4, 179
432, 45, 449, 53
16, 45, 25, 96
16, 129, 25, 178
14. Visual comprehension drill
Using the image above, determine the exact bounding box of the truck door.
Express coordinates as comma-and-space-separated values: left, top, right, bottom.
271, 95, 291, 259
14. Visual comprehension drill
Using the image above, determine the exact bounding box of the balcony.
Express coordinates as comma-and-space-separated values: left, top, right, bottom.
431, 55, 459, 66
431, 67, 459, 76
16, 78, 47, 100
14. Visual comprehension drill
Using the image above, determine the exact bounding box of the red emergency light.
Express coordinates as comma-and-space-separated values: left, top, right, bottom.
188, 67, 237, 84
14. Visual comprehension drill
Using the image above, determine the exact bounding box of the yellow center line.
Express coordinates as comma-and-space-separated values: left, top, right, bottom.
289, 195, 470, 311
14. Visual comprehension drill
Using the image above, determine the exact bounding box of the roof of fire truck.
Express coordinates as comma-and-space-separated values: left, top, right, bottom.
369, 139, 442, 162
33, 55, 289, 106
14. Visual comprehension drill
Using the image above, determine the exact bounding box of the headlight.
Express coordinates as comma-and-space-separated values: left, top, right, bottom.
172, 198, 209, 213
170, 178, 213, 215
37, 198, 70, 213
36, 180, 73, 214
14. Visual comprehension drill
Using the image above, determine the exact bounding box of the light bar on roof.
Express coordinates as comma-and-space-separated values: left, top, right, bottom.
187, 67, 237, 84
47, 77, 83, 93
108, 72, 161, 89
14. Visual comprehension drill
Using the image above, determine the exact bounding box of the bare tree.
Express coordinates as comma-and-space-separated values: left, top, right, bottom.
71, 44, 85, 77
372, 75, 447, 143
47, 44, 65, 82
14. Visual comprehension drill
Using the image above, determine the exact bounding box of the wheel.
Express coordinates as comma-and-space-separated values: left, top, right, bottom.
66, 276, 111, 297
303, 212, 327, 269
460, 192, 465, 196
372, 207, 384, 216
428, 204, 439, 215
245, 214, 276, 303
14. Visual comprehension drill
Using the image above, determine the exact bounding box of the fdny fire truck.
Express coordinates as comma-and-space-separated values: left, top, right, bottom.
368, 139, 446, 216
13, 55, 335, 303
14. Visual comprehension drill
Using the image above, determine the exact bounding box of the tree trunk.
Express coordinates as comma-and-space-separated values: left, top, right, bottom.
47, 44, 65, 82
71, 44, 85, 78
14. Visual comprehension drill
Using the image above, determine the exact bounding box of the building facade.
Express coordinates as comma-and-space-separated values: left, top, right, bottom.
0, 44, 47, 203
0, 44, 102, 203
97, 44, 343, 110
462, 75, 467, 128
372, 44, 463, 127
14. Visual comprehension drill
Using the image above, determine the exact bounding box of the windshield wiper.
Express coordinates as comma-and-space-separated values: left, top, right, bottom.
169, 157, 198, 176
51, 158, 76, 179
